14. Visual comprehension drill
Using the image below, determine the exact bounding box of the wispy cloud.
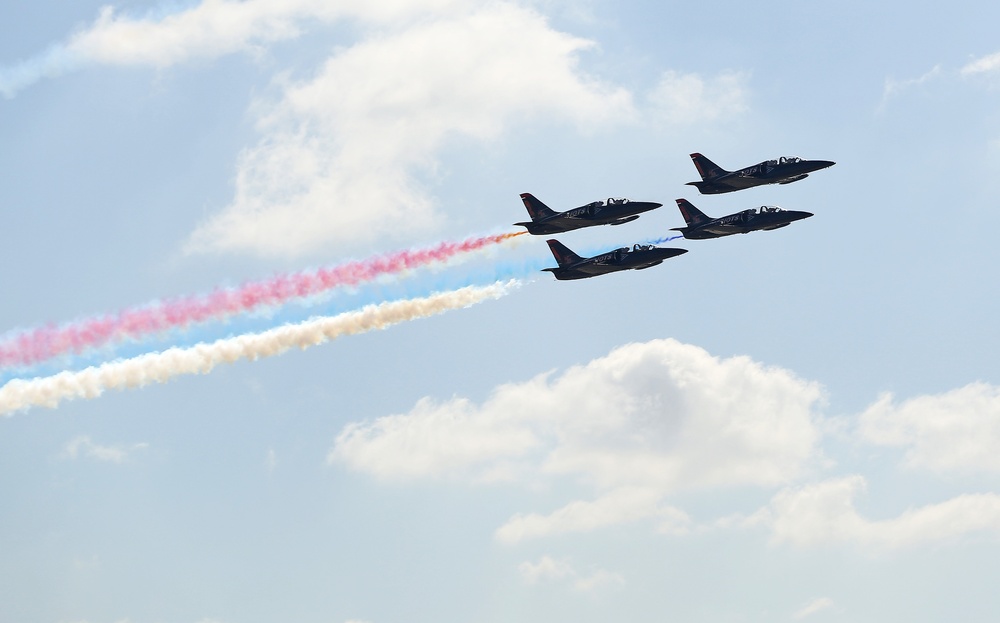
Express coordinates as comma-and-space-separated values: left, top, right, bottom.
496, 487, 690, 543
792, 597, 834, 620
647, 69, 750, 125
857, 382, 1000, 474
0, 0, 468, 97
63, 435, 148, 463
519, 555, 624, 592
878, 65, 942, 113
762, 475, 1000, 549
961, 51, 1000, 76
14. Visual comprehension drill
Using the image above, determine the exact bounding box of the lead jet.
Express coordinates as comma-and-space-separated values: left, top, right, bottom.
542, 239, 687, 280
685, 153, 835, 194
515, 193, 663, 235
670, 198, 813, 240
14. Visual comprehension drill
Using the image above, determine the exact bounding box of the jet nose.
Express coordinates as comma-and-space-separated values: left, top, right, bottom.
792, 211, 814, 221
812, 160, 836, 170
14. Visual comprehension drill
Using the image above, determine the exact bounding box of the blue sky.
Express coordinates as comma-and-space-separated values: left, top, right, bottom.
2, 1, 1000, 622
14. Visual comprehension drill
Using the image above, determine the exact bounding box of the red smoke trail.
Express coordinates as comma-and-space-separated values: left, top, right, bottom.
0, 231, 527, 368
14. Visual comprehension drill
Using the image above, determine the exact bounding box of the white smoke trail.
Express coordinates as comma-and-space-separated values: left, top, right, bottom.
0, 280, 517, 416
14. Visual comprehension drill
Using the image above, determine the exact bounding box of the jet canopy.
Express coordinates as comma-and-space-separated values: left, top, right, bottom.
742, 205, 784, 215
765, 156, 802, 166
631, 243, 655, 252
585, 197, 630, 208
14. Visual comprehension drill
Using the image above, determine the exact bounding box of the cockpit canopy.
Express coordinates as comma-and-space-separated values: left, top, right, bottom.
743, 205, 784, 216
765, 156, 802, 166
587, 197, 629, 208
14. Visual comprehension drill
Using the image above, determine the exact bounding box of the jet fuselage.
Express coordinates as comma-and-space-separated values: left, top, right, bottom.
516, 193, 663, 235
671, 200, 812, 240
686, 154, 835, 195
544, 241, 687, 280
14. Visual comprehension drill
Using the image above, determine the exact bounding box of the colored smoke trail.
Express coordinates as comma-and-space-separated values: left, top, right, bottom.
0, 281, 519, 416
646, 234, 684, 244
0, 231, 526, 369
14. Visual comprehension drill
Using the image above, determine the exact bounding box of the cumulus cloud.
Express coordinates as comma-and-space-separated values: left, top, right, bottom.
647, 70, 750, 124
185, 3, 634, 258
331, 338, 825, 536
857, 382, 1000, 474
762, 475, 1000, 549
519, 555, 624, 592
63, 435, 148, 463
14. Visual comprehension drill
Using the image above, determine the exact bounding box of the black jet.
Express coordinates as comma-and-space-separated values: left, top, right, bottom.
515, 193, 663, 235
542, 239, 687, 280
670, 198, 813, 240
685, 153, 835, 194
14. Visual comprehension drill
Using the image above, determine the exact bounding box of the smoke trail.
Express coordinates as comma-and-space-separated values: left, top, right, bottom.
645, 234, 684, 244
0, 281, 518, 416
0, 232, 526, 369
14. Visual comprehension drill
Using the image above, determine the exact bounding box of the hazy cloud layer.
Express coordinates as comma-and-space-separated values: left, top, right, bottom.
331, 338, 825, 537
857, 382, 1000, 474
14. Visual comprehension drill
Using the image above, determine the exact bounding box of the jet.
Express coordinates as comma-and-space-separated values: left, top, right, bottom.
670, 198, 813, 240
685, 153, 835, 194
515, 193, 664, 235
542, 239, 687, 280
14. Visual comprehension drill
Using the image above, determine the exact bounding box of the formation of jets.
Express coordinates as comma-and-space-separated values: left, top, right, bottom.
515, 151, 835, 279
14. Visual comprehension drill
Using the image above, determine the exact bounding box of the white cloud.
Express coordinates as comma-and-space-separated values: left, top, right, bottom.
647, 70, 749, 124
792, 597, 834, 620
519, 555, 624, 592
962, 51, 1000, 76
331, 338, 825, 536
496, 487, 690, 543
763, 475, 1000, 549
0, 0, 468, 96
877, 65, 942, 112
857, 382, 1000, 474
63, 435, 148, 463
185, 3, 634, 258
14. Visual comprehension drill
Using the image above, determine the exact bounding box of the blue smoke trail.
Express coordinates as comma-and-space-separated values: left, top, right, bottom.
644, 234, 684, 245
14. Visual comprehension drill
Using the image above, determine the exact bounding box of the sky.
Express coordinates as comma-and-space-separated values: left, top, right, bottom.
2, 0, 1000, 621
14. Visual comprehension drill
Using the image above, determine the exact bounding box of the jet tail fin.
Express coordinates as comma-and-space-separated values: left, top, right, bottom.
675, 198, 711, 226
689, 153, 727, 181
520, 193, 558, 221
544, 239, 582, 268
